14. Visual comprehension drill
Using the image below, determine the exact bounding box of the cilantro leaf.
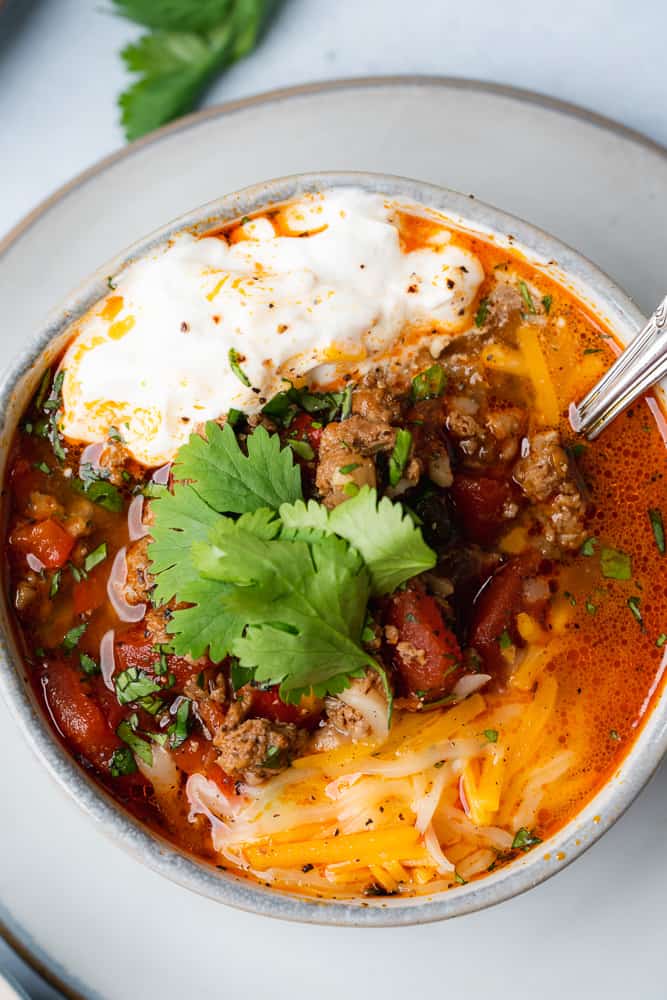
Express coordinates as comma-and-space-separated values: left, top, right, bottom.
388, 429, 412, 487
115, 0, 277, 141
163, 509, 280, 660
192, 521, 375, 701
148, 482, 220, 605
109, 747, 137, 777
115, 667, 162, 706
117, 718, 154, 766
113, 0, 237, 33
279, 487, 436, 596
512, 827, 541, 851
174, 422, 302, 515
600, 546, 632, 580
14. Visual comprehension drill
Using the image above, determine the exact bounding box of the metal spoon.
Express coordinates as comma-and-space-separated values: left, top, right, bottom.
571, 293, 667, 439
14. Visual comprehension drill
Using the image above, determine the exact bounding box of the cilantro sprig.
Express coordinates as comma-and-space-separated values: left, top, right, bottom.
148, 421, 436, 706
114, 0, 279, 141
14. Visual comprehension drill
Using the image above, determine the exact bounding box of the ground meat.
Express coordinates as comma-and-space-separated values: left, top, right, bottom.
313, 672, 382, 748
481, 283, 523, 336
513, 430, 587, 549
184, 673, 231, 739
513, 430, 568, 501
351, 386, 396, 424
214, 718, 307, 784
323, 697, 370, 741
316, 414, 396, 507
446, 398, 525, 468
124, 536, 154, 604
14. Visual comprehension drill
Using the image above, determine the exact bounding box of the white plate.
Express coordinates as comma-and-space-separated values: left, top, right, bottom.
2, 78, 667, 1000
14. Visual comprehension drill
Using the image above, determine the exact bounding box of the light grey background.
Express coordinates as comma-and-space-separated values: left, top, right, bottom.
1, 3, 666, 998
2, 0, 667, 240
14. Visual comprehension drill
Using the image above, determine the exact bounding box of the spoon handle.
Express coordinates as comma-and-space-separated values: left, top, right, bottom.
572, 294, 667, 439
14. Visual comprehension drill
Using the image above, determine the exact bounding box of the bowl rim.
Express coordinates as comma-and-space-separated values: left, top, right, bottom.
0, 169, 664, 927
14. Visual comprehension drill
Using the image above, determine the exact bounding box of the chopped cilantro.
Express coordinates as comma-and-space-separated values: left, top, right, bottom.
116, 717, 153, 767
228, 347, 251, 386
168, 698, 191, 748
287, 439, 315, 462
518, 280, 536, 314
512, 827, 541, 850
84, 542, 108, 573
109, 746, 136, 777
79, 653, 100, 676
454, 872, 467, 885
260, 744, 283, 768
600, 547, 631, 581
585, 601, 597, 615
153, 646, 169, 675
63, 623, 88, 652
483, 729, 498, 743
498, 629, 512, 650
580, 537, 597, 557
34, 461, 51, 475
649, 508, 665, 555
657, 633, 667, 649
341, 384, 353, 420
474, 298, 489, 328
388, 429, 412, 487
73, 470, 123, 513
583, 348, 603, 355
542, 294, 552, 314
609, 729, 621, 741
411, 364, 447, 402
627, 596, 643, 627
339, 463, 360, 475
115, 667, 162, 706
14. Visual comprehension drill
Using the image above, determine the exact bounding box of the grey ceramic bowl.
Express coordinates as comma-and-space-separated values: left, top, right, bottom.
0, 172, 664, 926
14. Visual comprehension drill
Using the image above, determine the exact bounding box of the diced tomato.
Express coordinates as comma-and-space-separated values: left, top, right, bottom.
10, 518, 74, 569
450, 473, 521, 546
290, 411, 323, 452
43, 661, 120, 767
73, 569, 108, 616
172, 740, 236, 795
114, 633, 197, 690
384, 587, 464, 699
467, 553, 544, 680
249, 685, 310, 726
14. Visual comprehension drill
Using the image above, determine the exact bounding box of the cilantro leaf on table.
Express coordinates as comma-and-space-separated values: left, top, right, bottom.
174, 422, 302, 514
114, 0, 279, 141
113, 0, 243, 33
280, 487, 437, 595
193, 520, 376, 701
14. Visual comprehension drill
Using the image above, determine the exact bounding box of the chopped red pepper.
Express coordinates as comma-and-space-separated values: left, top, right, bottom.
10, 518, 74, 569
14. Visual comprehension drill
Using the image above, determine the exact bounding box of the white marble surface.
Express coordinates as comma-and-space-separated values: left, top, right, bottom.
1, 0, 667, 242
1, 3, 666, 997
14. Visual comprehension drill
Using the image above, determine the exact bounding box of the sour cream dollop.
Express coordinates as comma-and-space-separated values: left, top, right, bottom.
60, 188, 484, 466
